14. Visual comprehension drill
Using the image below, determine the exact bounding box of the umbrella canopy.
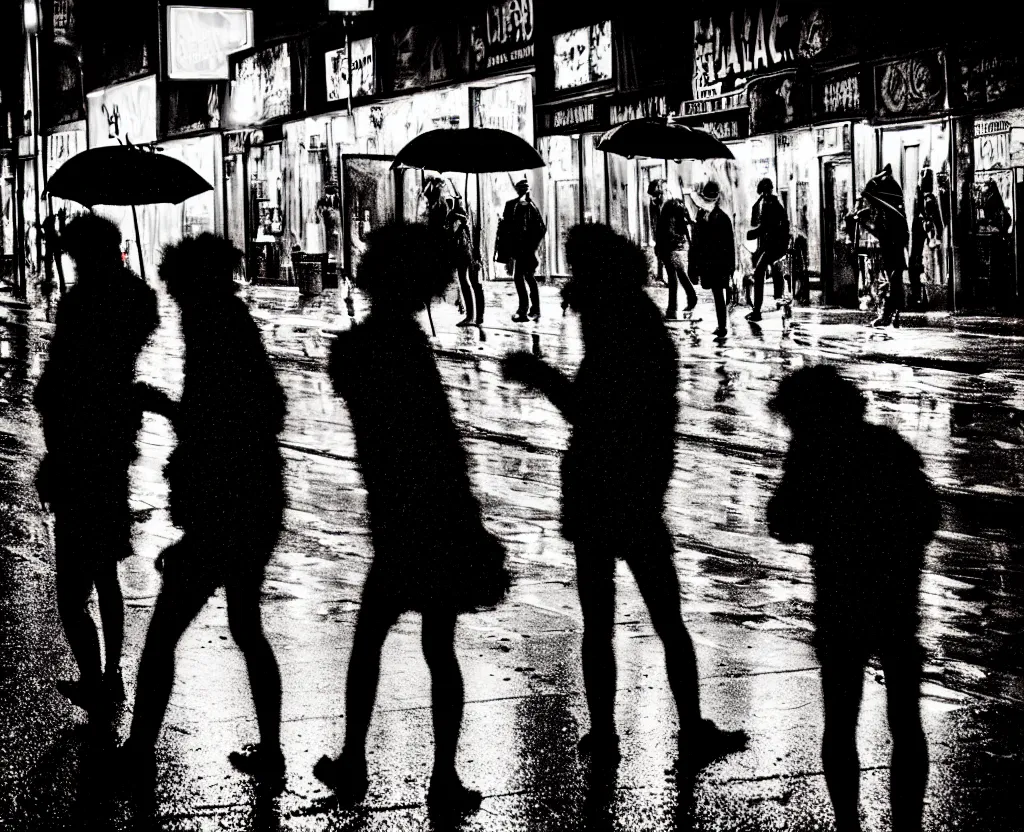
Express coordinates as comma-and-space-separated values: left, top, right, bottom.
596, 118, 734, 161
45, 145, 213, 207
391, 127, 545, 174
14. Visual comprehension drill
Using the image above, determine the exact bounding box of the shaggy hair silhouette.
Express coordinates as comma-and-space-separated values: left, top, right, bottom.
354, 222, 453, 312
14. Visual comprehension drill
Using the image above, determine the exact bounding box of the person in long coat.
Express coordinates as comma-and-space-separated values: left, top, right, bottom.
745, 178, 790, 321
688, 180, 735, 337
314, 222, 510, 820
860, 164, 910, 327
495, 178, 546, 322
501, 223, 747, 775
652, 179, 698, 319
122, 234, 287, 793
34, 213, 159, 717
767, 365, 939, 832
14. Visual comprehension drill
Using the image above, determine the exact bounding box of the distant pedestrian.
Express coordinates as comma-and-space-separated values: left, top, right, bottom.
745, 178, 790, 322
448, 196, 485, 326
688, 180, 735, 337
857, 164, 910, 327
495, 178, 547, 323
652, 179, 698, 319
122, 234, 287, 792
767, 365, 940, 832
501, 223, 747, 774
33, 213, 159, 719
314, 223, 510, 819
646, 179, 668, 285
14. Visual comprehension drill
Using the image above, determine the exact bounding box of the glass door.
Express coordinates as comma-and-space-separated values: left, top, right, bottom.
341, 154, 397, 279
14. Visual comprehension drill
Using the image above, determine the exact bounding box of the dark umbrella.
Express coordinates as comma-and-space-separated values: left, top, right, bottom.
596, 117, 735, 161
391, 128, 546, 336
45, 143, 214, 281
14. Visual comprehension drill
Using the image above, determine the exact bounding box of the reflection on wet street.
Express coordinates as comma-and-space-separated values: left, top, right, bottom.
2, 285, 1023, 830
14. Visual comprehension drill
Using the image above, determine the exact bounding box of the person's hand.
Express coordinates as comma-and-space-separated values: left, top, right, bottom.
501, 350, 543, 386
505, 260, 515, 276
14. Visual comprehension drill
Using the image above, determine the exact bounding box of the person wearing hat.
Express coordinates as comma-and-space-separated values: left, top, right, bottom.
689, 180, 735, 337
501, 223, 748, 775
495, 177, 547, 323
33, 213, 159, 719
122, 234, 288, 792
766, 365, 938, 832
859, 164, 910, 327
652, 179, 698, 319
745, 178, 790, 322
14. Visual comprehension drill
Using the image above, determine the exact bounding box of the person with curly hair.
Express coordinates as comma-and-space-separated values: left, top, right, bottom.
33, 213, 159, 719
314, 222, 510, 819
501, 223, 747, 775
121, 234, 287, 793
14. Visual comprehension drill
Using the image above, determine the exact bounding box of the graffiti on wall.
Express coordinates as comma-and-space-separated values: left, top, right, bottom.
876, 51, 945, 120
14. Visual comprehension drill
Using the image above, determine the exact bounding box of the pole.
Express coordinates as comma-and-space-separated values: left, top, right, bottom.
345, 17, 352, 118
131, 203, 146, 283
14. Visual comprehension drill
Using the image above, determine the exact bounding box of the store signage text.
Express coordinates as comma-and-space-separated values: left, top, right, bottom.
703, 119, 742, 140
554, 103, 593, 129
552, 22, 612, 90
958, 51, 1024, 107
471, 0, 535, 73
326, 37, 374, 102
609, 95, 666, 126
52, 0, 75, 39
683, 87, 747, 117
976, 120, 1011, 136
166, 6, 254, 81
46, 127, 85, 178
821, 74, 858, 114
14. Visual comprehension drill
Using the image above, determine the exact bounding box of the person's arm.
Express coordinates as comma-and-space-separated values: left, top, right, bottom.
501, 351, 575, 422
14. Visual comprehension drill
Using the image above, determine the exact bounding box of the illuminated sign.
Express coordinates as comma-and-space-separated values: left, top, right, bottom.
325, 37, 374, 102
552, 22, 612, 90
86, 75, 157, 148
166, 6, 254, 80
328, 0, 374, 10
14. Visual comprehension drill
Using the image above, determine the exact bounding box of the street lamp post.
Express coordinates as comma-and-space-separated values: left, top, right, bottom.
23, 0, 42, 300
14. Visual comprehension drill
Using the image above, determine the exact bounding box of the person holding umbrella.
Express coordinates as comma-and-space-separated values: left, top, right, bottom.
496, 177, 547, 323
33, 213, 159, 718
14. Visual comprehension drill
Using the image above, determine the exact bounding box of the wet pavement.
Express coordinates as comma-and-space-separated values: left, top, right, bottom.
1, 282, 1023, 831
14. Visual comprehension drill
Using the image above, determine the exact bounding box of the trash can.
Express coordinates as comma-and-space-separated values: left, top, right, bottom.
295, 252, 326, 297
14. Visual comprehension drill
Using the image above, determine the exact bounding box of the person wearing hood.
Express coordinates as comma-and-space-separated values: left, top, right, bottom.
33, 213, 159, 719
767, 365, 939, 832
859, 164, 910, 327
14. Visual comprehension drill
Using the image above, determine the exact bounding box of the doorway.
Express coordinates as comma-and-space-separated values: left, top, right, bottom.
821, 157, 854, 305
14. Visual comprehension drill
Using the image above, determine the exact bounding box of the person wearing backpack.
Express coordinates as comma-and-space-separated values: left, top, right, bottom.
745, 178, 790, 322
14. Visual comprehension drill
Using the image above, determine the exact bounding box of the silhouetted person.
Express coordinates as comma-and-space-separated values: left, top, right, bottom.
651, 179, 698, 319
448, 196, 485, 326
314, 223, 510, 819
496, 178, 546, 322
33, 214, 158, 717
501, 223, 747, 774
745, 178, 790, 322
859, 164, 910, 327
688, 180, 734, 337
767, 366, 940, 832
121, 235, 287, 793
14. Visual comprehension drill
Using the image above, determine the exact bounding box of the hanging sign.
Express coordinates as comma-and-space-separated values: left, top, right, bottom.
469, 0, 535, 75
536, 99, 608, 135
326, 37, 374, 102
875, 50, 946, 121
609, 93, 667, 126
166, 6, 254, 80
552, 22, 612, 91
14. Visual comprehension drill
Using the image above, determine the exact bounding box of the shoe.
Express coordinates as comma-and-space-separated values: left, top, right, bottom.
427, 774, 483, 818
745, 310, 762, 322
229, 744, 286, 794
892, 311, 901, 328
684, 299, 698, 313
113, 739, 158, 789
313, 753, 369, 804
679, 719, 748, 773
56, 678, 108, 716
713, 327, 728, 337
511, 313, 529, 323
455, 317, 475, 327
528, 310, 541, 321
665, 309, 678, 321
870, 313, 892, 327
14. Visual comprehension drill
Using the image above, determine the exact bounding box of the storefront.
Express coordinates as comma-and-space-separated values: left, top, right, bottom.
534, 20, 614, 277
223, 41, 295, 282
44, 121, 86, 285
1, 153, 14, 284
873, 50, 954, 311
85, 74, 159, 277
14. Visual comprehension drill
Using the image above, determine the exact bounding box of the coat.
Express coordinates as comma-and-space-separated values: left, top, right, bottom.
689, 206, 735, 290
654, 198, 691, 255
748, 192, 789, 262
495, 195, 546, 268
